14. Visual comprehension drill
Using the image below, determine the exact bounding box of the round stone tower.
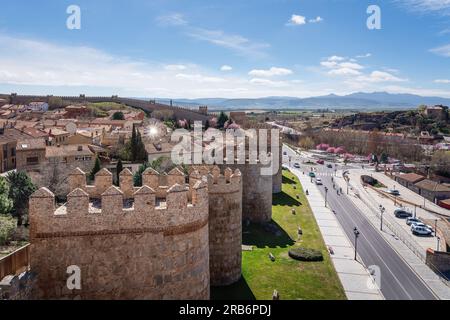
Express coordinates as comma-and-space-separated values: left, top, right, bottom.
190, 166, 243, 286
29, 168, 210, 300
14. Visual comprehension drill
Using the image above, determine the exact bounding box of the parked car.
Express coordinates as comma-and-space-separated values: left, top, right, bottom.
327, 164, 333, 169
394, 209, 412, 219
283, 151, 287, 156
294, 163, 301, 169
387, 189, 400, 196
406, 217, 421, 226
412, 225, 432, 236
410, 222, 434, 232
317, 160, 325, 165
309, 172, 316, 178
315, 178, 323, 185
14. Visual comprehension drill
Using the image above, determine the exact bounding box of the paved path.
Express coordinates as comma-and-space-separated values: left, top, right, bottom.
287, 165, 383, 300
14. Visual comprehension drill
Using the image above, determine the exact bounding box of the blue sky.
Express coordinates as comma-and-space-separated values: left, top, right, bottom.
0, 0, 450, 98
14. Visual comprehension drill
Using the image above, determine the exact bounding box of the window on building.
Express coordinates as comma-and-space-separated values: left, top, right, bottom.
26, 157, 39, 165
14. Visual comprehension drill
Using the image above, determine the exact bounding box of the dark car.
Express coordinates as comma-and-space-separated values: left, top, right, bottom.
327, 164, 333, 169
394, 209, 412, 219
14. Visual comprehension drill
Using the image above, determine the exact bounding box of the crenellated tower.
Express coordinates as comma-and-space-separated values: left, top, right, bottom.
190, 166, 243, 286
29, 168, 210, 300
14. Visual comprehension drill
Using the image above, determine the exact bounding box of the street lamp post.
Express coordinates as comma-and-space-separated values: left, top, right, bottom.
379, 206, 385, 231
324, 187, 329, 207
414, 204, 417, 219
353, 227, 360, 261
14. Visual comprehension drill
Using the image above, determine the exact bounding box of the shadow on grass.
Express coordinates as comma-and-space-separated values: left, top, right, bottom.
282, 175, 296, 185
210, 276, 256, 301
273, 191, 302, 207
243, 220, 295, 249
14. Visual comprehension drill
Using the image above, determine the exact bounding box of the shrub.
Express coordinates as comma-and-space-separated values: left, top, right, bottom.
289, 248, 324, 262
0, 215, 17, 246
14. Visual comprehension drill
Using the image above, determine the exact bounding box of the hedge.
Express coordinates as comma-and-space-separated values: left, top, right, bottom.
288, 247, 324, 262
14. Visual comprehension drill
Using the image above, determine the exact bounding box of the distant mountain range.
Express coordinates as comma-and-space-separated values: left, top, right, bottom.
156, 92, 450, 111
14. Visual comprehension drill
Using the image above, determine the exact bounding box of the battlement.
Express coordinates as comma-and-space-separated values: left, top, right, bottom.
69, 167, 188, 199
29, 174, 208, 238
190, 166, 242, 194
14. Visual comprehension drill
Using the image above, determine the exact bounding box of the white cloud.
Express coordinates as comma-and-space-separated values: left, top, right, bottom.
156, 13, 188, 26
356, 53, 372, 58
249, 78, 289, 87
429, 44, 450, 57
248, 67, 293, 77
339, 62, 364, 70
320, 61, 338, 68
309, 16, 323, 23
397, 0, 450, 15
164, 64, 187, 71
329, 68, 362, 76
287, 14, 306, 26
328, 55, 346, 62
357, 71, 407, 83
434, 79, 450, 83
187, 28, 270, 58
175, 73, 225, 83
321, 56, 364, 76
220, 65, 233, 72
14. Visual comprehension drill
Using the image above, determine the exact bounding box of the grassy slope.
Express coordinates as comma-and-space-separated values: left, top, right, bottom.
211, 169, 346, 300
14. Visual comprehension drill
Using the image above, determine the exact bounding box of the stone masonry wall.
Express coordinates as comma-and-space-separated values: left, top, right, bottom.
29, 168, 210, 300
190, 167, 243, 286
219, 162, 273, 223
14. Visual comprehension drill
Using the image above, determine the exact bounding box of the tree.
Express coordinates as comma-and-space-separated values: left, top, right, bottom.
90, 157, 101, 180
6, 171, 37, 226
217, 112, 229, 129
112, 111, 125, 120
0, 177, 13, 215
116, 159, 123, 185
431, 151, 450, 178
48, 96, 64, 109
380, 152, 389, 164
131, 124, 138, 161
133, 157, 175, 186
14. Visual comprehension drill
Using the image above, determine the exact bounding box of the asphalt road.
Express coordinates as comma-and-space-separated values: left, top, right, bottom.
284, 147, 437, 300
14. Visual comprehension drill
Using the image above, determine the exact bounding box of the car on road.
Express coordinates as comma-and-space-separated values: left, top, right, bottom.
394, 209, 412, 219
316, 160, 325, 165
327, 164, 333, 169
387, 189, 400, 196
315, 178, 323, 185
406, 217, 421, 226
309, 172, 316, 178
294, 163, 301, 168
283, 151, 287, 156
412, 225, 433, 236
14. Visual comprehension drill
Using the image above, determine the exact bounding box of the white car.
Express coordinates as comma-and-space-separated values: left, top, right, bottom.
294, 163, 301, 168
412, 225, 432, 236
411, 222, 434, 232
315, 178, 323, 185
406, 218, 421, 226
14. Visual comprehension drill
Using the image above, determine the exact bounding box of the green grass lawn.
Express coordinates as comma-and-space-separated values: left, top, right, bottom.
211, 169, 346, 300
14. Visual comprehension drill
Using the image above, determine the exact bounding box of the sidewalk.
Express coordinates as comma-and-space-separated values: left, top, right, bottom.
334, 171, 450, 300
292, 167, 384, 300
